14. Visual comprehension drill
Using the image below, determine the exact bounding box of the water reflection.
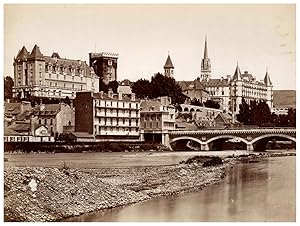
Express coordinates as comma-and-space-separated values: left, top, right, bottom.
64, 157, 295, 222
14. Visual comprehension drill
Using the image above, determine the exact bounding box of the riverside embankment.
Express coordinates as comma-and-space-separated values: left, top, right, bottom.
4, 151, 295, 222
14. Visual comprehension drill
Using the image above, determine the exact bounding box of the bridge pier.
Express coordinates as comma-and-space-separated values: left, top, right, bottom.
247, 143, 254, 151
201, 143, 209, 151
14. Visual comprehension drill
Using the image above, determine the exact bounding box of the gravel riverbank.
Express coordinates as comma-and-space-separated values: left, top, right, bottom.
4, 152, 295, 222
4, 157, 230, 222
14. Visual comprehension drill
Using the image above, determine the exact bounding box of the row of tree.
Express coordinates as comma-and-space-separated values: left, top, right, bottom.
237, 98, 295, 127
190, 98, 221, 109
131, 72, 186, 104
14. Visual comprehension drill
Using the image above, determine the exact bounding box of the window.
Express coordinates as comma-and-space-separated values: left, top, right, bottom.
50, 82, 52, 87
80, 85, 83, 90
50, 119, 53, 125
45, 119, 47, 124
72, 84, 74, 89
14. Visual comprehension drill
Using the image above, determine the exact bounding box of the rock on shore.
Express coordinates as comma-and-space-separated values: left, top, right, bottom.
4, 160, 228, 222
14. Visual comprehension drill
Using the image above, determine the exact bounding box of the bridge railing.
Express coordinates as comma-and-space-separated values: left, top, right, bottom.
169, 127, 296, 135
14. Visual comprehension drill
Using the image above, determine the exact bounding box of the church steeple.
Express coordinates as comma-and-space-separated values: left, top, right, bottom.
201, 36, 211, 81
264, 68, 272, 86
233, 62, 242, 81
164, 53, 174, 77
204, 35, 208, 59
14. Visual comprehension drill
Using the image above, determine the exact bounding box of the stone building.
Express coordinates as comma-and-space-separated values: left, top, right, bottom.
74, 90, 140, 141
179, 37, 273, 114
12, 45, 99, 99
89, 52, 119, 89
12, 103, 75, 136
140, 96, 176, 144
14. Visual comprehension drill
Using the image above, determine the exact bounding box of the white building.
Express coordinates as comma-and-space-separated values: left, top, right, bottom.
140, 96, 176, 144
13, 45, 99, 99
74, 90, 140, 142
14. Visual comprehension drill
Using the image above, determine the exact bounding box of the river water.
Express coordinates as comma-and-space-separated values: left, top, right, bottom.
65, 156, 296, 222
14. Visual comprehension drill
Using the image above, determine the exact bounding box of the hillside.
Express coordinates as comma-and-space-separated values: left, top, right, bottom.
273, 90, 296, 108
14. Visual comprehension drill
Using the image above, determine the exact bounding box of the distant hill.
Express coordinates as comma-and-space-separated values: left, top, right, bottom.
273, 90, 296, 109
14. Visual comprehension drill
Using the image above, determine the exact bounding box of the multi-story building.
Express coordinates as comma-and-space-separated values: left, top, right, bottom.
89, 52, 119, 89
12, 103, 75, 136
179, 37, 273, 114
178, 79, 210, 104
74, 90, 140, 141
13, 45, 99, 99
140, 96, 176, 144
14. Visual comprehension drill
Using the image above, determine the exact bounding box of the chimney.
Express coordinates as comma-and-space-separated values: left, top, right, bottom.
99, 91, 104, 98
131, 93, 136, 101
108, 88, 113, 98
40, 104, 45, 111
118, 92, 123, 100
30, 114, 35, 136
21, 101, 31, 113
227, 75, 231, 80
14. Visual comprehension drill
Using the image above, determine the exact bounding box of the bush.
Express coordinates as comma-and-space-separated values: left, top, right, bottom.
202, 156, 223, 167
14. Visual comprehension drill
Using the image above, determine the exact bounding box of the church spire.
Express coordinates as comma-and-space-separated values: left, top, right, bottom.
204, 35, 208, 59
201, 35, 211, 81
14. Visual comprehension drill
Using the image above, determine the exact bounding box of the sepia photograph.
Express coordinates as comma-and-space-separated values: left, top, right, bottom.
2, 2, 297, 222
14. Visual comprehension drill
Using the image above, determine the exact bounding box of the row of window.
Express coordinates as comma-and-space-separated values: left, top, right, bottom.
95, 126, 139, 133
96, 109, 139, 115
95, 100, 139, 109
97, 118, 139, 125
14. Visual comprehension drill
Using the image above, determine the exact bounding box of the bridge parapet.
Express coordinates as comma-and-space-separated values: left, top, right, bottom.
168, 128, 296, 151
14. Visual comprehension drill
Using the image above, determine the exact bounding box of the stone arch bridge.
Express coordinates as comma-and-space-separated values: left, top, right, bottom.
167, 128, 296, 151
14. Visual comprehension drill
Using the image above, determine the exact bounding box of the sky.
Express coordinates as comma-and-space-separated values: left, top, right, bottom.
3, 4, 296, 90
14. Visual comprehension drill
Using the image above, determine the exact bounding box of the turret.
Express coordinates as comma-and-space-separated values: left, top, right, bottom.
164, 53, 174, 77
264, 68, 273, 108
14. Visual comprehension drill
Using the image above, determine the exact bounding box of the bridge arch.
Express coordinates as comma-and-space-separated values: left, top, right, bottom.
250, 134, 296, 145
206, 135, 249, 145
169, 136, 205, 145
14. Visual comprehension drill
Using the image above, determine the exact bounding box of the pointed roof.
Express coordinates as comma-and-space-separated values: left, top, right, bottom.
264, 69, 272, 86
28, 44, 44, 60
15, 46, 29, 61
204, 36, 208, 59
232, 63, 242, 81
51, 52, 60, 58
164, 54, 174, 69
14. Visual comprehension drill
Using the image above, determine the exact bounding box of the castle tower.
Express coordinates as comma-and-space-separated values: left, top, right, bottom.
200, 36, 211, 81
164, 53, 174, 77
89, 52, 119, 91
27, 45, 46, 88
264, 68, 273, 108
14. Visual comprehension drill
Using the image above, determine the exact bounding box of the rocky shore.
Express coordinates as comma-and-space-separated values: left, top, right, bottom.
4, 156, 229, 222
4, 152, 295, 222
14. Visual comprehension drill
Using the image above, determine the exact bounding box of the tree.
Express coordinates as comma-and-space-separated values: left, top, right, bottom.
131, 79, 153, 99
63, 96, 71, 106
150, 72, 186, 104
237, 98, 250, 124
131, 73, 186, 104
255, 101, 272, 126
4, 76, 14, 100
203, 99, 220, 109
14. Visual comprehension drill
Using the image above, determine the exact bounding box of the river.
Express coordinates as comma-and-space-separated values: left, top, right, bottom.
64, 156, 296, 222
